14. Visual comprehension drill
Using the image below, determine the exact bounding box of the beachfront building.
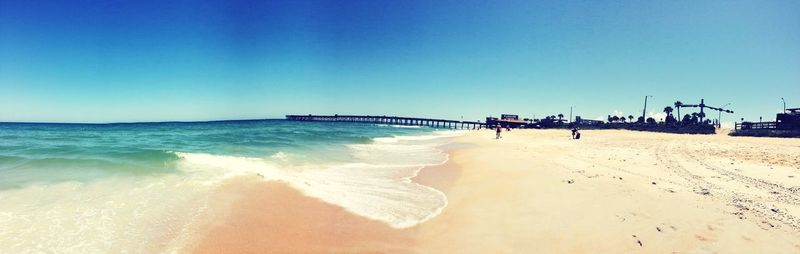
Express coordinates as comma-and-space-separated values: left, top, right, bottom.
777, 108, 800, 130
574, 116, 605, 126
486, 114, 528, 128
736, 107, 800, 130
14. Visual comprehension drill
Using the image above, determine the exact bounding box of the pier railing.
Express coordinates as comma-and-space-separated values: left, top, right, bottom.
286, 114, 484, 129
735, 121, 777, 130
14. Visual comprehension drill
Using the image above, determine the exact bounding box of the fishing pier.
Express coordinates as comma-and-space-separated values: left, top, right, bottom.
286, 114, 485, 129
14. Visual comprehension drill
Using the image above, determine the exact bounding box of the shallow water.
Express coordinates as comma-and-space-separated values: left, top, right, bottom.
0, 120, 460, 253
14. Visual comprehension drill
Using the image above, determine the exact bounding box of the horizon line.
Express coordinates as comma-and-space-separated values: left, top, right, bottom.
0, 118, 285, 125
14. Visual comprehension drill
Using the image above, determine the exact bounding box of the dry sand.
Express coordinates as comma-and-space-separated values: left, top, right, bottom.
187, 129, 800, 253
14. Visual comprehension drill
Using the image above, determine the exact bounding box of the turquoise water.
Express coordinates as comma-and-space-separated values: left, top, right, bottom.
0, 120, 435, 189
0, 120, 458, 252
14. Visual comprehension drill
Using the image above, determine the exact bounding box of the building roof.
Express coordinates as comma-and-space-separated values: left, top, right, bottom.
497, 119, 527, 124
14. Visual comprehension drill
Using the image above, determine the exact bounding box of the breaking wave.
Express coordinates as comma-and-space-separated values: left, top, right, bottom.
174, 130, 460, 228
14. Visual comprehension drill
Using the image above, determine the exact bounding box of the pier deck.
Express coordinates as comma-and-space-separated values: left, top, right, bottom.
286, 114, 484, 129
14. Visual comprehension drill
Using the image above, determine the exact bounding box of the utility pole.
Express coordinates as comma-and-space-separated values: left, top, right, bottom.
642, 95, 652, 121
699, 98, 705, 123
569, 106, 573, 123
782, 97, 786, 113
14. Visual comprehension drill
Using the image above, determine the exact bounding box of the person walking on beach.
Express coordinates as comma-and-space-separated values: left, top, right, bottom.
496, 124, 502, 139
570, 126, 582, 139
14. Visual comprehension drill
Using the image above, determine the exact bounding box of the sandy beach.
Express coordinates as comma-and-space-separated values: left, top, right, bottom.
188, 129, 800, 253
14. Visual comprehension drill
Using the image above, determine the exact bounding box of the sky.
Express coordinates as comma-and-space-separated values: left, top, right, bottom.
1, 0, 799, 123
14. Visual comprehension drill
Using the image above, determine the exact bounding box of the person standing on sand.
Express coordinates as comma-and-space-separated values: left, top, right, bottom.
496, 124, 502, 139
571, 127, 577, 139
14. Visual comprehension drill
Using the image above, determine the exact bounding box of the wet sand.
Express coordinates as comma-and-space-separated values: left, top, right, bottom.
188, 179, 415, 253
188, 129, 800, 253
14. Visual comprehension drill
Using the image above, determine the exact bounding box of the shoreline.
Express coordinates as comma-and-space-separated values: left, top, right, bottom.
185, 129, 800, 253
185, 178, 418, 253
183, 131, 465, 253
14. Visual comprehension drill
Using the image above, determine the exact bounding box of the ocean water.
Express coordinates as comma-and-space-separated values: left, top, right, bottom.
0, 120, 460, 253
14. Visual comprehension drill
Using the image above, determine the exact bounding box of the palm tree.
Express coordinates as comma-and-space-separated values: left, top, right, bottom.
612, 116, 620, 122
683, 114, 692, 123
557, 114, 564, 122
628, 115, 634, 123
663, 106, 674, 123
674, 101, 683, 121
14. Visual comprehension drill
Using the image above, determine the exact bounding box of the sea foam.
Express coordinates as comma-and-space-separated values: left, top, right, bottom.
174, 131, 459, 228
0, 175, 213, 254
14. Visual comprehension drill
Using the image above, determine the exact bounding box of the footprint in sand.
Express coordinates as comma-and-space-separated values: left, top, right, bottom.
632, 235, 643, 246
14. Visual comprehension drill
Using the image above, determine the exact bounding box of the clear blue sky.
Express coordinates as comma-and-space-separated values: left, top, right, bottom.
1, 0, 798, 123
